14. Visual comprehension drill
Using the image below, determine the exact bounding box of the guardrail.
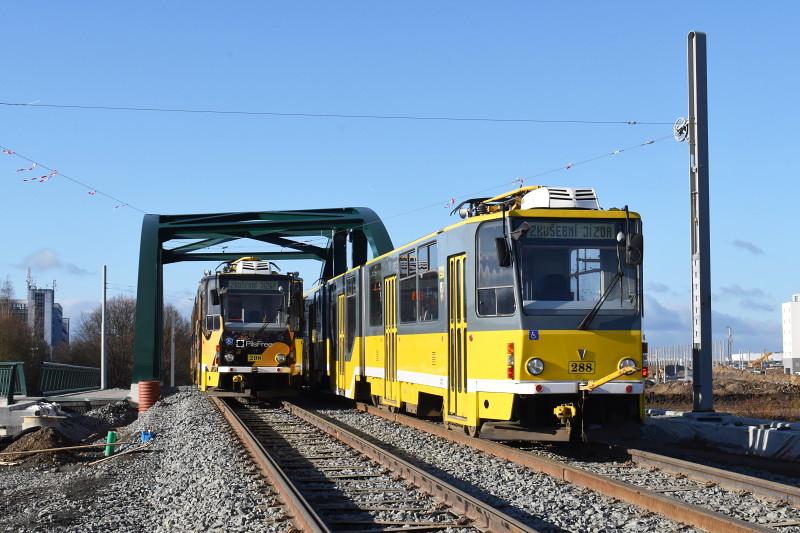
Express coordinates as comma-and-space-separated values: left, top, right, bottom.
0, 361, 28, 404
39, 362, 100, 396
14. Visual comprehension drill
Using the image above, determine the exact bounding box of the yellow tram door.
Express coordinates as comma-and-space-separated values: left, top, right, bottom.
383, 275, 398, 406
447, 254, 467, 420
337, 293, 346, 393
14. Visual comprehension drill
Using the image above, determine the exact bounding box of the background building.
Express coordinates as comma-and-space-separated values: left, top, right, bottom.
782, 294, 800, 375
15, 277, 71, 359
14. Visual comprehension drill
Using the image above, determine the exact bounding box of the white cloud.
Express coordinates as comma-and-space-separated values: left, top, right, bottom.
16, 249, 91, 277
644, 295, 781, 351
717, 284, 774, 313
59, 298, 99, 322
732, 239, 764, 256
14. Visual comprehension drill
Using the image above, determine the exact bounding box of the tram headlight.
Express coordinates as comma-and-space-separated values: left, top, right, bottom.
619, 358, 636, 370
526, 358, 544, 376
275, 354, 288, 364
224, 353, 235, 363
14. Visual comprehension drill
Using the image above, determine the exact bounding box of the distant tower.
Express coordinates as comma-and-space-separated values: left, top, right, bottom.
783, 295, 800, 375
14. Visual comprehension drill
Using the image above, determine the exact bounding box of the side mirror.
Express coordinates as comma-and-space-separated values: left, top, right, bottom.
495, 237, 512, 268
210, 289, 220, 306
626, 233, 643, 265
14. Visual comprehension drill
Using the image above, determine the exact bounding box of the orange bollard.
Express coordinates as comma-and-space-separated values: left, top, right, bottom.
137, 380, 161, 413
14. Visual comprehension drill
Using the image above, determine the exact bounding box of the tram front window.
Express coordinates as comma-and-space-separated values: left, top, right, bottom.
514, 220, 639, 313
223, 292, 287, 328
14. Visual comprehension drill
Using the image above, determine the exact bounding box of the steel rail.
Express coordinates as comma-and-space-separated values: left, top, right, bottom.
282, 401, 537, 533
628, 443, 800, 479
355, 402, 773, 533
209, 396, 330, 533
625, 448, 800, 507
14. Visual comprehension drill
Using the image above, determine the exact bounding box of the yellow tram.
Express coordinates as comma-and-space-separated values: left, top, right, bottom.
305, 186, 646, 441
191, 257, 304, 397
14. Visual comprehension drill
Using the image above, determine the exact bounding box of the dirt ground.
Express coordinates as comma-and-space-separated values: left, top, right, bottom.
1, 427, 78, 464
647, 366, 800, 421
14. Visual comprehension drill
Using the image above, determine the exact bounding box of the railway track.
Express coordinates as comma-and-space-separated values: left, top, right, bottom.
210, 396, 535, 533
353, 402, 798, 533
623, 447, 800, 507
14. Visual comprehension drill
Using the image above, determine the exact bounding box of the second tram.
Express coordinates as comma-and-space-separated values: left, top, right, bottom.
191, 257, 304, 397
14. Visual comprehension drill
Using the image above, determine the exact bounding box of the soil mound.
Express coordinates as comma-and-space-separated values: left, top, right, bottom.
650, 366, 800, 397
1, 427, 77, 464
648, 366, 800, 421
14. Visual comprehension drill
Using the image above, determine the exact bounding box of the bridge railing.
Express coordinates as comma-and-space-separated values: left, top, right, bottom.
0, 362, 28, 403
39, 362, 100, 396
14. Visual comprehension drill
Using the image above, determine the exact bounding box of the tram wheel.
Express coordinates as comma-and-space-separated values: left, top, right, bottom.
465, 424, 480, 438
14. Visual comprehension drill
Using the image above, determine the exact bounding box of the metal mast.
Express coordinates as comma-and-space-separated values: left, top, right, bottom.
688, 31, 713, 412
101, 265, 108, 390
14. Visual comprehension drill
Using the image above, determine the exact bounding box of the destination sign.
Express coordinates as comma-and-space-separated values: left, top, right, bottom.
226, 280, 282, 291
526, 222, 615, 240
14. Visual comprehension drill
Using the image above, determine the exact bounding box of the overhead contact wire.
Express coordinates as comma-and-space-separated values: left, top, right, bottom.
0, 101, 671, 126
271, 133, 675, 248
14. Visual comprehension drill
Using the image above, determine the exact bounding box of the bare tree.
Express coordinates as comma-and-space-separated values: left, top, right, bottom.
162, 304, 193, 386
69, 297, 192, 387
0, 277, 46, 393
70, 296, 136, 388
0, 276, 13, 316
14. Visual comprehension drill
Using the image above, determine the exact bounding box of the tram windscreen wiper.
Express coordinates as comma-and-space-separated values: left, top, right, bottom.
577, 271, 623, 330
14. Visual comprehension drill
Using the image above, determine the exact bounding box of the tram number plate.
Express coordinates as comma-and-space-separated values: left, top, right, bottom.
568, 361, 595, 374
247, 354, 262, 362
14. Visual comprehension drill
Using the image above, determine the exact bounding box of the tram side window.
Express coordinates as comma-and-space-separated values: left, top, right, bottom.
368, 265, 382, 327
346, 275, 357, 352
329, 293, 337, 357
399, 250, 417, 322
418, 243, 439, 321
477, 221, 516, 316
205, 283, 221, 331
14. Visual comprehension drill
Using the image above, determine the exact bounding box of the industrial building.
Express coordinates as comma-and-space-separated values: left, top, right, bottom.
782, 294, 800, 375
6, 282, 70, 359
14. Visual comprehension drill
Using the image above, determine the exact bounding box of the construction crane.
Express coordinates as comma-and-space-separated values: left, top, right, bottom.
747, 352, 772, 369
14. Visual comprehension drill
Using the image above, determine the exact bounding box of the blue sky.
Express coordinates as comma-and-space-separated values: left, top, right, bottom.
1, 2, 797, 352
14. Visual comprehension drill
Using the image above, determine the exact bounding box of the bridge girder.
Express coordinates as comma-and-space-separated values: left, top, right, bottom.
132, 207, 393, 382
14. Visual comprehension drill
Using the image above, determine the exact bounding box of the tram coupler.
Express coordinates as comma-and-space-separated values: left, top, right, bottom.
232, 374, 244, 393
579, 365, 637, 393
553, 403, 576, 425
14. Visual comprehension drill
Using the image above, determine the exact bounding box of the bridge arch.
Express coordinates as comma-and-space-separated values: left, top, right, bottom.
132, 207, 393, 382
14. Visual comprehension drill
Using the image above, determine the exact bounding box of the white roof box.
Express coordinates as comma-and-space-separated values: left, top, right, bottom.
520, 187, 600, 210
233, 259, 273, 275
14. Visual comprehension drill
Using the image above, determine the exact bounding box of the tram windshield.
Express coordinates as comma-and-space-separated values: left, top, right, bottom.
512, 219, 639, 313
220, 279, 289, 329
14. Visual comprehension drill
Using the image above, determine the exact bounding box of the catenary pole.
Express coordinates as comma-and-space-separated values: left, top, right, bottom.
688, 32, 714, 411
170, 320, 175, 388
100, 265, 107, 390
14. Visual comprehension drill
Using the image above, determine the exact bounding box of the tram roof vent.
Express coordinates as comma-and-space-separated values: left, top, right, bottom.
233, 259, 273, 274
520, 187, 600, 210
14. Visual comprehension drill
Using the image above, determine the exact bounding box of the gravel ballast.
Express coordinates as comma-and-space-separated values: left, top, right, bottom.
0, 388, 291, 533
318, 407, 697, 533
517, 443, 800, 531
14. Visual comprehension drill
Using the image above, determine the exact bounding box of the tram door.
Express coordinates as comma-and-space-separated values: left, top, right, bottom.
337, 293, 346, 393
383, 276, 398, 405
447, 254, 467, 419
